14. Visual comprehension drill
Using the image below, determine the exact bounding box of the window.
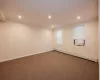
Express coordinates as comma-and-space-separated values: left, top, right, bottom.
73, 25, 85, 39
56, 30, 62, 44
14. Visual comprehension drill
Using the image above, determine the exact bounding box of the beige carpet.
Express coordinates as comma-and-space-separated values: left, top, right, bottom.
0, 51, 98, 80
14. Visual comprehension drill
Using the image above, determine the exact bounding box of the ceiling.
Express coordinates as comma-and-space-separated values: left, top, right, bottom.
0, 0, 98, 27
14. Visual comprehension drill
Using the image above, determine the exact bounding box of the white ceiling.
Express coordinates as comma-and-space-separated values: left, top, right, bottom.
0, 0, 98, 27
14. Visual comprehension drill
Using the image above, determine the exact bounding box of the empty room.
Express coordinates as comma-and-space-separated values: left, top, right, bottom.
0, 0, 99, 80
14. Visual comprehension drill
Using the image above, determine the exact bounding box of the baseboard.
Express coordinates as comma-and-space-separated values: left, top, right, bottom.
0, 49, 98, 63
55, 49, 98, 62
0, 49, 53, 63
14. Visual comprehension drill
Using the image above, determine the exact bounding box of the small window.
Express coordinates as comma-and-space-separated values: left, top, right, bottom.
56, 30, 62, 44
73, 25, 85, 39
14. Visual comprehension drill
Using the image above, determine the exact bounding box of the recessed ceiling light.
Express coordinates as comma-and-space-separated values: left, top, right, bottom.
52, 25, 54, 28
48, 15, 52, 19
18, 15, 22, 19
77, 16, 80, 20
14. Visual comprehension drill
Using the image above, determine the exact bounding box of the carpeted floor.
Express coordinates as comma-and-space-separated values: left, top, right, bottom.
0, 51, 99, 80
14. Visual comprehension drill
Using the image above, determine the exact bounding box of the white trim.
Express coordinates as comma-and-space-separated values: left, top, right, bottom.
0, 49, 53, 63
0, 49, 98, 63
55, 49, 98, 62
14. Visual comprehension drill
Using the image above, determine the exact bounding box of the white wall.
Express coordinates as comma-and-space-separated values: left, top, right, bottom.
0, 21, 53, 62
0, 20, 98, 62
98, 0, 100, 80
53, 19, 98, 62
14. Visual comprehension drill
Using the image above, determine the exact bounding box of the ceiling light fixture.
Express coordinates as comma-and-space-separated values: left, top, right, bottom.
77, 16, 80, 20
52, 25, 54, 28
18, 15, 22, 19
48, 15, 52, 19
